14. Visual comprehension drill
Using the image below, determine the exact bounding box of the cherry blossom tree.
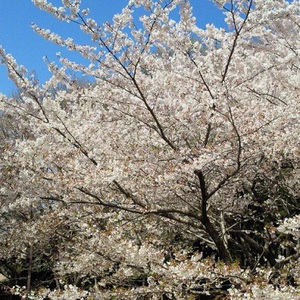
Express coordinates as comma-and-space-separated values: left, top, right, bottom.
0, 0, 299, 299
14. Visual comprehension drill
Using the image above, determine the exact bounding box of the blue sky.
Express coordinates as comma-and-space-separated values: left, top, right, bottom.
0, 0, 226, 96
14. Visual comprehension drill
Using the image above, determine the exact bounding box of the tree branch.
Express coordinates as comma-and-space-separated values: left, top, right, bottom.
241, 233, 276, 266
113, 180, 146, 208
222, 0, 253, 82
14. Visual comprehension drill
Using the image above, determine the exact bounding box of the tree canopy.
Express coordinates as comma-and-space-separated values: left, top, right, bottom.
0, 0, 299, 299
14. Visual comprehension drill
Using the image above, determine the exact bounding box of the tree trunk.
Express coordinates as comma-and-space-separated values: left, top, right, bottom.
195, 170, 232, 263
26, 244, 33, 300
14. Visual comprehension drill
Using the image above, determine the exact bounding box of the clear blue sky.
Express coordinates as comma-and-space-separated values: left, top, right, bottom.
0, 0, 226, 96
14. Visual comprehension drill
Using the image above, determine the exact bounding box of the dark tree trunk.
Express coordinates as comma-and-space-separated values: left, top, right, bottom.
194, 170, 232, 263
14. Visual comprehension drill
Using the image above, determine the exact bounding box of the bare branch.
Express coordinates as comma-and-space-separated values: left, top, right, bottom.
203, 123, 212, 147
222, 0, 253, 82
113, 180, 146, 208
52, 122, 97, 166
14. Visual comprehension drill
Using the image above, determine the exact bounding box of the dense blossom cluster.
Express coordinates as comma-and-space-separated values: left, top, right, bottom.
0, 0, 299, 299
